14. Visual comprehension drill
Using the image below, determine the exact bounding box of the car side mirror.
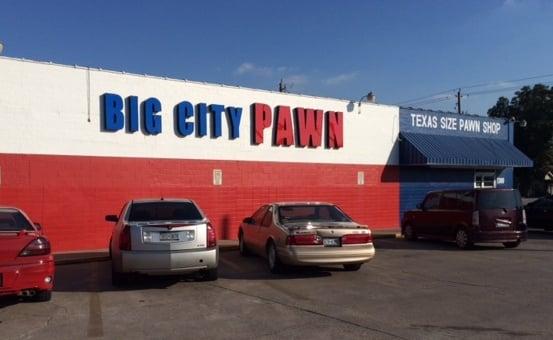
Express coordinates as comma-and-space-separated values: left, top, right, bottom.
416, 203, 423, 210
243, 217, 254, 224
34, 222, 42, 230
105, 215, 119, 223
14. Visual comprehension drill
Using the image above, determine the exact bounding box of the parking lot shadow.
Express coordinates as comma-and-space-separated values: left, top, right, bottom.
0, 295, 22, 308
218, 250, 333, 280
53, 251, 333, 293
54, 260, 192, 293
375, 231, 553, 252
374, 238, 507, 251
527, 229, 553, 240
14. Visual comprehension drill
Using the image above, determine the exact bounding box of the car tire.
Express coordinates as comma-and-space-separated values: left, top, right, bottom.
31, 290, 52, 302
343, 263, 362, 271
403, 224, 417, 241
455, 229, 472, 249
267, 241, 284, 274
202, 268, 218, 281
239, 231, 249, 256
503, 240, 521, 248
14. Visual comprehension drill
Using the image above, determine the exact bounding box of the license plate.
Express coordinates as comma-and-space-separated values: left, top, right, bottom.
159, 232, 180, 241
323, 238, 340, 247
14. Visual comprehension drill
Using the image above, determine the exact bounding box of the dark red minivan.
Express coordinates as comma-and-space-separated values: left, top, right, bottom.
402, 189, 527, 249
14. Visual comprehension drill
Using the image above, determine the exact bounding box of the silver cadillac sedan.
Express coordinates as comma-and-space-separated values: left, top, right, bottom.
238, 202, 375, 273
107, 199, 218, 285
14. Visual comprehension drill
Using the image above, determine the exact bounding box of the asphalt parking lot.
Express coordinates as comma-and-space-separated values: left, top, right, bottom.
1, 231, 553, 340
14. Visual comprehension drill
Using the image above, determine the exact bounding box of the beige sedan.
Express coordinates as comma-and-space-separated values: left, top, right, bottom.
238, 202, 375, 273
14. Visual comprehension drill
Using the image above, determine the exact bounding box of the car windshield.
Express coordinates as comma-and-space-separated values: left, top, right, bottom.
128, 202, 203, 222
0, 210, 34, 231
277, 205, 352, 223
478, 190, 522, 210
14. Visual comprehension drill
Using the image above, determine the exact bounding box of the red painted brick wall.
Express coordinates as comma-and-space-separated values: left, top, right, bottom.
0, 153, 399, 252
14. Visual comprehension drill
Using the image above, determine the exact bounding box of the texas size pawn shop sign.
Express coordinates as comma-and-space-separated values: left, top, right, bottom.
101, 93, 344, 149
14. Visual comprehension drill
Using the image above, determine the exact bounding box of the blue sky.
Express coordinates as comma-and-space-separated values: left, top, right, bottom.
1, 0, 552, 115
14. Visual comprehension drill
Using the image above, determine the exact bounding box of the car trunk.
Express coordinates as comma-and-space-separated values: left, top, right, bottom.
0, 231, 39, 263
476, 191, 522, 231
129, 221, 208, 251
284, 222, 371, 246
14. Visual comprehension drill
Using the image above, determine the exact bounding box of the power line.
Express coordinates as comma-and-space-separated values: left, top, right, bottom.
402, 95, 454, 107
395, 72, 553, 105
404, 81, 553, 110
461, 73, 553, 91
465, 81, 553, 97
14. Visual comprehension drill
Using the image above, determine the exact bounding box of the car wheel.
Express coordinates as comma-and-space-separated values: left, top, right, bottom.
403, 224, 417, 241
503, 240, 521, 248
31, 290, 52, 302
267, 241, 284, 274
202, 268, 218, 281
455, 229, 472, 249
343, 263, 362, 271
239, 232, 249, 256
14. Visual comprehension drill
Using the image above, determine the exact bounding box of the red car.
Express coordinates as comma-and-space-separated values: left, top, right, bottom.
0, 207, 54, 301
402, 189, 527, 249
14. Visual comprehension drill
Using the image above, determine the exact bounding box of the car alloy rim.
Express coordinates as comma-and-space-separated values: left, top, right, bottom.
457, 230, 467, 247
405, 225, 413, 238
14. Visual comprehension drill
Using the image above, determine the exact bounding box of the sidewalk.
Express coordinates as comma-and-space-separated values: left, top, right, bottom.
53, 231, 400, 265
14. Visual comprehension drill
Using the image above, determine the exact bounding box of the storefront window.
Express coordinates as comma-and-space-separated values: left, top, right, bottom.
474, 172, 496, 188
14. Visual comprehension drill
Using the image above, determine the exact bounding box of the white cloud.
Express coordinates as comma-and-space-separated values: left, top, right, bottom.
284, 74, 308, 86
323, 72, 358, 86
234, 62, 273, 77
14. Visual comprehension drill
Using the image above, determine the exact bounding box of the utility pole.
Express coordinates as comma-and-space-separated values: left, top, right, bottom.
278, 79, 287, 93
456, 88, 462, 114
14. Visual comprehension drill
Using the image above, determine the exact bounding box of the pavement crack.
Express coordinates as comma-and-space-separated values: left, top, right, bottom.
400, 270, 498, 289
411, 324, 540, 337
208, 283, 407, 339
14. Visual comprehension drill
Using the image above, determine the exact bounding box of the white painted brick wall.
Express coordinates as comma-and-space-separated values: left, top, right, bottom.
0, 57, 399, 165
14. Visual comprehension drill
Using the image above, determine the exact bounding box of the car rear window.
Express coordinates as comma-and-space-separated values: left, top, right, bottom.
477, 191, 522, 210
128, 202, 203, 222
0, 211, 34, 231
277, 205, 352, 223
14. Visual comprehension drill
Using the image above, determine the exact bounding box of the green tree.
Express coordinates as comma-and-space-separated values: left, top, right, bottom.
488, 84, 553, 196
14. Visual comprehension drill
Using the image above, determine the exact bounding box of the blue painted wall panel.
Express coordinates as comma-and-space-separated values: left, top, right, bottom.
398, 108, 523, 224
399, 168, 475, 221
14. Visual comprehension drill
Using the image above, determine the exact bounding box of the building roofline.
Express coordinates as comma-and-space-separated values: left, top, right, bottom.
400, 106, 489, 118
0, 55, 395, 109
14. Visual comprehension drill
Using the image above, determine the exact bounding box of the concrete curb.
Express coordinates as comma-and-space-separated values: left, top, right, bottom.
53, 232, 401, 265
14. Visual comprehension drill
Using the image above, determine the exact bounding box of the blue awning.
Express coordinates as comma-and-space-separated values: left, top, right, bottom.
400, 132, 533, 168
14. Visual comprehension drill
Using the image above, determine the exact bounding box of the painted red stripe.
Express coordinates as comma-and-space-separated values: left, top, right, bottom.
0, 153, 399, 252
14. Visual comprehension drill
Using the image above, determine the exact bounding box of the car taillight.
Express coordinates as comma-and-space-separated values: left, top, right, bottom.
472, 210, 479, 227
119, 225, 132, 251
19, 237, 51, 256
522, 209, 527, 225
207, 222, 217, 248
342, 232, 372, 244
286, 234, 322, 246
